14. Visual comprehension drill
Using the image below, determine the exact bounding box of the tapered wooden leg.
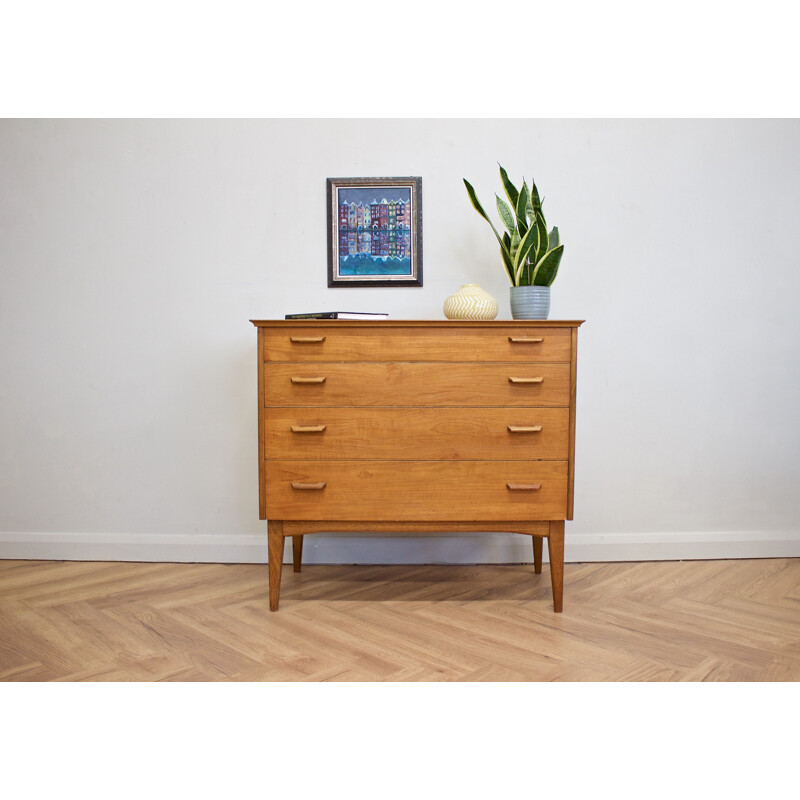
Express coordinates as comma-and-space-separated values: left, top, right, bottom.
268, 520, 284, 611
292, 534, 304, 573
548, 520, 565, 613
532, 536, 543, 574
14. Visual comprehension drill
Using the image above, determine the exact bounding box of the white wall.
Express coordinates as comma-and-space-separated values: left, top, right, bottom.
2, 118, 799, 563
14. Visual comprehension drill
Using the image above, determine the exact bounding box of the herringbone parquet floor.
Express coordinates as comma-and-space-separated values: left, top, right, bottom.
1, 557, 798, 681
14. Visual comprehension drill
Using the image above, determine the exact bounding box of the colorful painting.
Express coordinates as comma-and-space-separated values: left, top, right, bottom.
327, 177, 423, 287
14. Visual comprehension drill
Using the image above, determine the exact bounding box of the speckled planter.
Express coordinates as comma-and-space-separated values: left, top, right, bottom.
510, 285, 550, 320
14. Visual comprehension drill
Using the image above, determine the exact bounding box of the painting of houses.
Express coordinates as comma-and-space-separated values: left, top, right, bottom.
327, 177, 422, 286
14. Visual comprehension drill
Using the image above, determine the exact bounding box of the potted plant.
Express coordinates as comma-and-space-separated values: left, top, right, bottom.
464, 164, 564, 319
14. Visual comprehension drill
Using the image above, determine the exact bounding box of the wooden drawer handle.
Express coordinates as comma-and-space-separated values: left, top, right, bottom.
507, 425, 543, 433
506, 483, 542, 491
290, 336, 326, 343
508, 376, 544, 384
290, 376, 327, 384
291, 481, 327, 490
291, 425, 327, 433
508, 336, 544, 343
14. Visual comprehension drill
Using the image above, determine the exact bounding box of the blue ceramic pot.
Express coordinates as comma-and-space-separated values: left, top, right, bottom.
510, 285, 550, 319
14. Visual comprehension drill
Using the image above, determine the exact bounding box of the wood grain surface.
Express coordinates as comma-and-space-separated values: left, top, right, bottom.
264, 407, 570, 460
263, 460, 569, 520
262, 324, 573, 363
2, 557, 798, 681
264, 362, 571, 407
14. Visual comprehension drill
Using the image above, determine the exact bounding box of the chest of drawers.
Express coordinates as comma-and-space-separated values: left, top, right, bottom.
251, 319, 583, 612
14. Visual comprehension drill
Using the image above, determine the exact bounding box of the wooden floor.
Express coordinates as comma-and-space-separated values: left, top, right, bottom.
1, 557, 798, 681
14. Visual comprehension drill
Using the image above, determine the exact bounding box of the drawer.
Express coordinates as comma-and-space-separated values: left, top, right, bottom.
265, 407, 569, 460
264, 460, 568, 521
263, 326, 572, 363
264, 363, 571, 407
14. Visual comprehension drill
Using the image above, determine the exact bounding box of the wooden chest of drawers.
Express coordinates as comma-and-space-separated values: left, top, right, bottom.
251, 319, 583, 612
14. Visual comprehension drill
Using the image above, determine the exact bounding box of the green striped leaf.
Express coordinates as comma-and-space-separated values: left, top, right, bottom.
464, 179, 491, 223
495, 195, 516, 233
508, 229, 522, 284
500, 244, 515, 284
534, 209, 549, 264
499, 164, 519, 209
500, 232, 514, 283
464, 178, 513, 275
532, 245, 564, 286
513, 223, 540, 284
529, 179, 542, 212
516, 183, 530, 237
525, 197, 536, 225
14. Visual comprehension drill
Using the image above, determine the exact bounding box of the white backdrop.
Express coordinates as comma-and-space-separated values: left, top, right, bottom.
2, 118, 799, 563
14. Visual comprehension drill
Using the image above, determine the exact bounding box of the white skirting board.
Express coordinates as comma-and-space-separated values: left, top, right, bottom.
1, 530, 799, 564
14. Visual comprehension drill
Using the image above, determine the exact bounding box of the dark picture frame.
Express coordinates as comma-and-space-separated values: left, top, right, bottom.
327, 176, 423, 287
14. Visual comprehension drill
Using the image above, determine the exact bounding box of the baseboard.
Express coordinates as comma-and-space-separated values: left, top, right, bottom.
0, 532, 269, 564
1, 529, 798, 564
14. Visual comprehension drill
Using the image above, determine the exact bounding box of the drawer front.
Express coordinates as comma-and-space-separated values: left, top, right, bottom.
265, 407, 569, 460
264, 363, 571, 407
264, 460, 568, 521
264, 326, 572, 363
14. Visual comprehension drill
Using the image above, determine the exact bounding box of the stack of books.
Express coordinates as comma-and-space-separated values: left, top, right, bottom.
284, 311, 388, 320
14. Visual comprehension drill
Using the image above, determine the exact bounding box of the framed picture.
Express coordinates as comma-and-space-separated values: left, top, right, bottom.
327, 176, 423, 287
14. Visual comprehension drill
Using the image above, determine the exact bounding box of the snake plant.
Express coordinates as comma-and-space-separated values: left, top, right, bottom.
463, 165, 564, 286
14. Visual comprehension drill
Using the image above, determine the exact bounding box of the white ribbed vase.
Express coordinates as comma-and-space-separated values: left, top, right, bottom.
443, 284, 498, 320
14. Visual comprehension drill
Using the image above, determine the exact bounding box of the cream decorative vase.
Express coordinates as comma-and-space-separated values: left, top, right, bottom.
443, 284, 498, 320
